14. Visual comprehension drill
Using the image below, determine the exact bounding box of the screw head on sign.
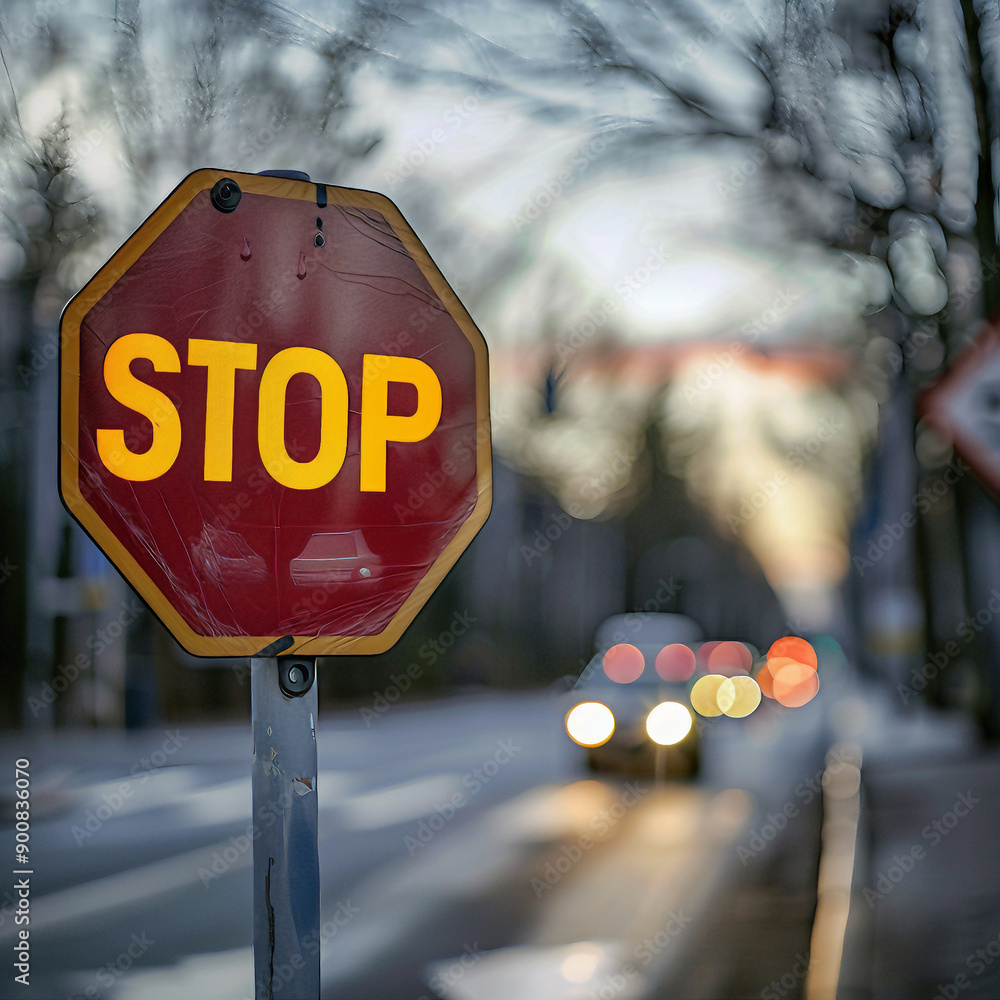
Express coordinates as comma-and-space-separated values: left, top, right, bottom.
278, 659, 315, 697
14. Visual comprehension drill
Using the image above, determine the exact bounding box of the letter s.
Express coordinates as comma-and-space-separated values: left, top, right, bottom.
97, 334, 181, 481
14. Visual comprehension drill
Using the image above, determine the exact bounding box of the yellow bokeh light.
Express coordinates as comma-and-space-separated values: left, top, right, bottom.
690, 674, 727, 717
645, 701, 694, 745
565, 701, 616, 747
718, 676, 762, 718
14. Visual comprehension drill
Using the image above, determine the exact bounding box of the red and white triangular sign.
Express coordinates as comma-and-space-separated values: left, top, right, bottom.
923, 322, 1000, 497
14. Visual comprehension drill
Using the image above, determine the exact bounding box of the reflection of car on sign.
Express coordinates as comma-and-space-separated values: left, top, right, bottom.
290, 530, 382, 585
192, 524, 270, 583
564, 614, 703, 778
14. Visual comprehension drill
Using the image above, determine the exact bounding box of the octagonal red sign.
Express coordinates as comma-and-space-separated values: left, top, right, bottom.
60, 169, 491, 656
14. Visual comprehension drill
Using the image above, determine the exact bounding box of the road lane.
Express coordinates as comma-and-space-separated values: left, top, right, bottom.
0, 682, 841, 1000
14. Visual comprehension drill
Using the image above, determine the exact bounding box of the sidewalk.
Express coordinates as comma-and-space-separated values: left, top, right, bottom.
839, 696, 1000, 1000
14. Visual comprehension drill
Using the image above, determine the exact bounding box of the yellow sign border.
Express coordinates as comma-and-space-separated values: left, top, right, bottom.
60, 168, 492, 657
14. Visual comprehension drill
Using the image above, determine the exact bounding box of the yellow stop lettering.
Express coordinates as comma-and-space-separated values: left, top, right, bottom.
258, 347, 349, 490
360, 354, 443, 492
96, 333, 182, 481
96, 337, 442, 489
187, 339, 258, 481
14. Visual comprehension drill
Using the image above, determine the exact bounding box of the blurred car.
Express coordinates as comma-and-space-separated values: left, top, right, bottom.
564, 613, 704, 779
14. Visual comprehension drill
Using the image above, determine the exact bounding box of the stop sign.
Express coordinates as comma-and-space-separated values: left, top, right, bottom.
60, 169, 491, 657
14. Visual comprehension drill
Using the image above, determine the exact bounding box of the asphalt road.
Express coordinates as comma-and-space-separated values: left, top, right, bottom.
0, 682, 842, 1000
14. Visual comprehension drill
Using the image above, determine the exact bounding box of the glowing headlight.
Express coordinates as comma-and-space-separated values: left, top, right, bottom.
645, 701, 694, 746
565, 701, 615, 747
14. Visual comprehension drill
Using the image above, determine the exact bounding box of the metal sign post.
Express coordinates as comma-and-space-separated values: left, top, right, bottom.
251, 654, 320, 999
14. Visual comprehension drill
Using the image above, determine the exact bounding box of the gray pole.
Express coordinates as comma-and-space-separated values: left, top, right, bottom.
251, 655, 320, 999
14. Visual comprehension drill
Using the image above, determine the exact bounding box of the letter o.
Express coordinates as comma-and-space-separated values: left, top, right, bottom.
259, 348, 348, 490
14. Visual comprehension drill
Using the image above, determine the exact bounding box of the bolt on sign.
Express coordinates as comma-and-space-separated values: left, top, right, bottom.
60, 169, 491, 656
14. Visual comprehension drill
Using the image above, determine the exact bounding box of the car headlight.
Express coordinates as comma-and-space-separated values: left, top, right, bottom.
645, 701, 693, 746
565, 701, 616, 747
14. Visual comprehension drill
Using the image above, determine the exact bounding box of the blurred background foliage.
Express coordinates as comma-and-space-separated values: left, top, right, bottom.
1, 0, 998, 730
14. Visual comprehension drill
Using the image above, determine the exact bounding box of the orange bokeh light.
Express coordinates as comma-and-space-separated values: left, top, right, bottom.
756, 662, 775, 699
655, 643, 697, 682
603, 644, 645, 683
772, 662, 820, 707
767, 636, 817, 669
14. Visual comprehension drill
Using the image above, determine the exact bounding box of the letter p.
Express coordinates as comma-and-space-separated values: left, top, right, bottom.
360, 355, 442, 492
